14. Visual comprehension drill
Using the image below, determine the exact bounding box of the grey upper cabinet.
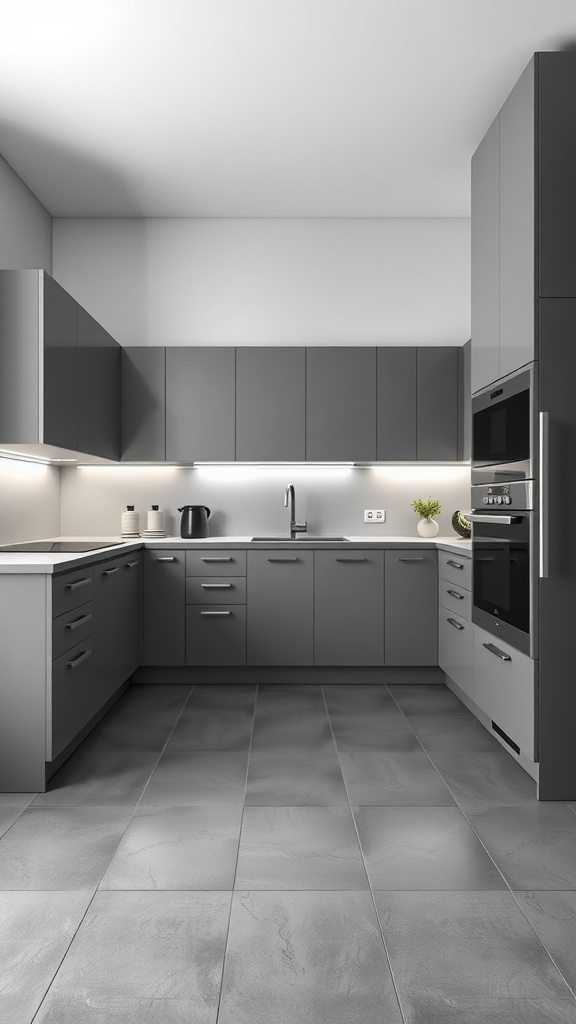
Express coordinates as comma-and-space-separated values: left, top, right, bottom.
121, 347, 166, 461
314, 550, 384, 665
471, 115, 500, 393
417, 348, 459, 460
166, 347, 235, 462
247, 549, 313, 665
236, 347, 305, 461
77, 306, 120, 460
306, 348, 376, 462
43, 273, 78, 450
376, 348, 417, 460
538, 53, 576, 297
142, 549, 185, 665
384, 549, 437, 665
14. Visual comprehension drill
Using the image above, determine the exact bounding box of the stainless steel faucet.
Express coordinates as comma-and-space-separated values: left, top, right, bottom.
284, 483, 307, 539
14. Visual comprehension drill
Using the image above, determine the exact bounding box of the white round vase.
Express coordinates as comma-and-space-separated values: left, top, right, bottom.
417, 518, 439, 538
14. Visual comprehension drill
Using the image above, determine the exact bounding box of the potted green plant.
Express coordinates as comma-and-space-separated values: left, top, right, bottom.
411, 496, 442, 537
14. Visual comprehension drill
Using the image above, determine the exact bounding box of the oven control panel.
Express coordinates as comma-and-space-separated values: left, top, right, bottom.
471, 480, 533, 512
482, 495, 512, 505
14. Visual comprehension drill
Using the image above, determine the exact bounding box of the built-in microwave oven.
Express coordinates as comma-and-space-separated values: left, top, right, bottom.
472, 365, 536, 487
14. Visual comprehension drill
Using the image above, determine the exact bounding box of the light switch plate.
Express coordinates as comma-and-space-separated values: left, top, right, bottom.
364, 509, 386, 523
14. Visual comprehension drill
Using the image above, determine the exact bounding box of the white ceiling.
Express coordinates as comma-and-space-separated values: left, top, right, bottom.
1, 0, 576, 218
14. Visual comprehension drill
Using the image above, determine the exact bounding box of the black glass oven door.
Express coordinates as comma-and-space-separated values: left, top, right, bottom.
473, 388, 530, 468
473, 515, 530, 637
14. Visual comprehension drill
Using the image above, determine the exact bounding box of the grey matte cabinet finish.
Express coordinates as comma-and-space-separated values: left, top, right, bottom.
165, 347, 235, 462
236, 347, 305, 461
384, 549, 437, 666
52, 601, 93, 661
314, 550, 384, 666
247, 550, 314, 665
51, 638, 96, 760
306, 348, 376, 462
471, 115, 500, 393
186, 605, 246, 666
458, 340, 471, 461
121, 347, 166, 461
376, 347, 417, 460
417, 348, 459, 460
186, 576, 246, 605
438, 608, 473, 700
93, 555, 139, 704
538, 54, 576, 296
473, 623, 535, 760
77, 305, 120, 460
142, 549, 185, 665
43, 272, 78, 450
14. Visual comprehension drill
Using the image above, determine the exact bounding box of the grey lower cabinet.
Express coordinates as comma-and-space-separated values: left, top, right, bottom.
236, 347, 306, 461
438, 550, 473, 699
121, 347, 166, 461
165, 347, 236, 462
247, 550, 314, 665
142, 549, 186, 665
384, 549, 437, 665
306, 348, 377, 462
185, 549, 247, 665
314, 550, 384, 665
473, 623, 535, 760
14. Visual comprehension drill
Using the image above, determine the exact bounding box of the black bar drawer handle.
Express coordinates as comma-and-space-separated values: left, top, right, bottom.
125, 560, 139, 568
483, 642, 511, 662
65, 613, 92, 631
200, 610, 231, 616
398, 557, 424, 562
102, 567, 120, 576
447, 617, 465, 631
201, 582, 232, 588
267, 557, 298, 563
66, 578, 91, 591
446, 560, 464, 570
66, 649, 93, 670
201, 557, 232, 562
156, 556, 176, 562
447, 589, 464, 600
335, 557, 367, 563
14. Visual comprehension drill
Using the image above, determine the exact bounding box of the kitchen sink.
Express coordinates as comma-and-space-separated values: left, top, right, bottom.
250, 536, 348, 542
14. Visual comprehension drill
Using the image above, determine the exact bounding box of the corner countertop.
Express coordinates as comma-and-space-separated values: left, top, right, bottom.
0, 535, 471, 573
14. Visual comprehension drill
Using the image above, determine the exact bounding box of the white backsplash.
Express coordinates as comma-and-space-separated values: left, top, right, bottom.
60, 464, 471, 539
0, 459, 60, 543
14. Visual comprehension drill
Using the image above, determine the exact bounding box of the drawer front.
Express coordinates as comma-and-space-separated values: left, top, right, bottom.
186, 576, 246, 605
52, 567, 94, 617
439, 551, 472, 591
186, 550, 247, 576
473, 625, 536, 759
50, 638, 97, 760
186, 605, 246, 666
438, 608, 473, 700
439, 579, 472, 621
52, 601, 93, 660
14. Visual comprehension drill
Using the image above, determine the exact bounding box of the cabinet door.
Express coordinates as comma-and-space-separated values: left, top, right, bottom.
384, 550, 437, 666
165, 348, 235, 462
236, 347, 305, 461
471, 116, 500, 393
121, 554, 142, 677
247, 550, 313, 665
376, 348, 417, 460
121, 347, 166, 461
314, 550, 384, 665
142, 549, 185, 665
438, 608, 473, 699
43, 272, 78, 450
473, 624, 535, 759
499, 59, 535, 378
417, 348, 459, 460
306, 348, 376, 461
538, 53, 576, 297
51, 640, 96, 760
186, 606, 246, 666
77, 306, 120, 459
93, 557, 128, 705
458, 340, 471, 461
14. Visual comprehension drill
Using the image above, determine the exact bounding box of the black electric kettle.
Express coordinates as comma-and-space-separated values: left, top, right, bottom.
178, 505, 211, 539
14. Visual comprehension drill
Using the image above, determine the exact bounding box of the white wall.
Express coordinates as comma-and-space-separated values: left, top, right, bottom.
0, 153, 52, 271
52, 217, 470, 347
0, 459, 60, 544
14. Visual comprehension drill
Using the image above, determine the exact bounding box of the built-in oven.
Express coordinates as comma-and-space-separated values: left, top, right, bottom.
472, 365, 536, 486
469, 481, 537, 658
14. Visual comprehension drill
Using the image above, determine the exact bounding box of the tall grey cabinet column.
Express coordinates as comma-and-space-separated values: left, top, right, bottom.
166, 348, 235, 462
236, 347, 306, 461
471, 115, 500, 393
306, 348, 376, 462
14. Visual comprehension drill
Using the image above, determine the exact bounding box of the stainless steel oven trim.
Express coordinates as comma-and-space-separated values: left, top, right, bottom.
471, 364, 537, 485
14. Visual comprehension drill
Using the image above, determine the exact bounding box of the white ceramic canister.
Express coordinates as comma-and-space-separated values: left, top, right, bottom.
147, 505, 163, 532
121, 505, 140, 537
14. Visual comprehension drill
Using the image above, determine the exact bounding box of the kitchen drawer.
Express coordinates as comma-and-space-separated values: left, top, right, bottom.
439, 550, 472, 591
186, 550, 246, 576
439, 579, 472, 621
52, 567, 94, 617
52, 601, 93, 660
473, 624, 536, 759
185, 605, 246, 666
438, 608, 473, 700
186, 576, 246, 605
50, 638, 96, 760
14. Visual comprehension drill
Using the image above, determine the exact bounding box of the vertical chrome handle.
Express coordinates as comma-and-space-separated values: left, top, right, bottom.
539, 411, 548, 579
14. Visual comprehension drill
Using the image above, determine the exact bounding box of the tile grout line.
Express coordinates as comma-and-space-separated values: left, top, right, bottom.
507, 888, 576, 1006
320, 684, 408, 1024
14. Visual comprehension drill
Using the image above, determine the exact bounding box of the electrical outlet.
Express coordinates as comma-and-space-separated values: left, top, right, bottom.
364, 509, 386, 523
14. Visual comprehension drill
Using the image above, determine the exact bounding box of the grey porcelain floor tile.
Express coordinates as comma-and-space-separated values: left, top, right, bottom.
0, 890, 92, 1024
465, 804, 576, 889
0, 806, 132, 889
255, 684, 326, 715
329, 713, 420, 752
245, 752, 349, 806
0, 805, 25, 838
515, 891, 576, 994
0, 793, 36, 809
430, 750, 537, 807
339, 751, 456, 806
387, 682, 472, 716
34, 891, 231, 1024
355, 806, 506, 890
165, 711, 253, 751
323, 683, 399, 715
250, 711, 336, 753
236, 806, 369, 890
374, 890, 576, 1023
99, 805, 242, 890
184, 683, 257, 713
407, 713, 500, 752
32, 751, 159, 807
79, 713, 175, 753
139, 751, 248, 806
116, 684, 192, 713
218, 891, 403, 1024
